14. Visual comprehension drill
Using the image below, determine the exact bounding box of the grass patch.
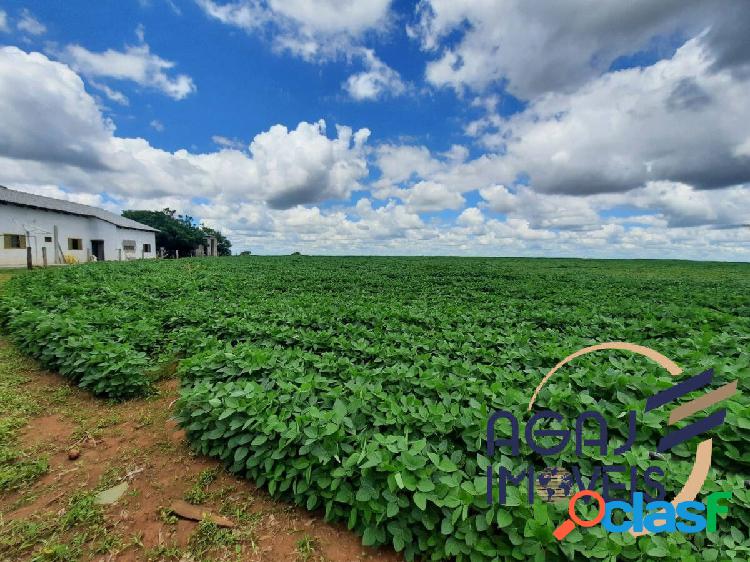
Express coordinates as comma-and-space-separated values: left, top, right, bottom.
184, 468, 219, 505
0, 342, 49, 492
188, 519, 236, 557
0, 516, 56, 554
93, 531, 124, 556
145, 543, 184, 561
95, 465, 126, 492
93, 412, 122, 429
31, 540, 82, 562
59, 492, 103, 530
0, 457, 49, 492
219, 500, 260, 526
159, 506, 179, 525
0, 491, 111, 559
296, 534, 321, 562
47, 386, 74, 406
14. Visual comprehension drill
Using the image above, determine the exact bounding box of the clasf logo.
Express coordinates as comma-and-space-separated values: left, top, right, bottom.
485, 342, 740, 541
553, 490, 732, 540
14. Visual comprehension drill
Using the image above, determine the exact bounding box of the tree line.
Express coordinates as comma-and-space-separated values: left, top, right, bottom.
122, 208, 232, 257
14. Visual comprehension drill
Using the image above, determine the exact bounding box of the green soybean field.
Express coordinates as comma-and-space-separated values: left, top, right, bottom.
1, 257, 748, 562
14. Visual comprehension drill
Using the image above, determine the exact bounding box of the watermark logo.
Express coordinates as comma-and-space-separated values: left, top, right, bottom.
553, 489, 732, 540
485, 342, 740, 540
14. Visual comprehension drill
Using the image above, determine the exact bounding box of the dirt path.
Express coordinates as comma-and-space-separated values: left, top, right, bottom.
0, 339, 402, 562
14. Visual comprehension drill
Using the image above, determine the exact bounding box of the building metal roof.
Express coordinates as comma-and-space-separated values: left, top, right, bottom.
0, 186, 158, 232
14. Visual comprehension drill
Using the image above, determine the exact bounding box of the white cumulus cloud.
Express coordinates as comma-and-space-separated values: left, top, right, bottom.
59, 31, 196, 100
403, 180, 464, 212
470, 37, 750, 195
344, 49, 405, 101
0, 46, 370, 210
198, 0, 392, 60
409, 0, 749, 99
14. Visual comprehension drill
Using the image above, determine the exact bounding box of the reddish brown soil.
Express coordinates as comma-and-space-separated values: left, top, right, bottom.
0, 342, 403, 562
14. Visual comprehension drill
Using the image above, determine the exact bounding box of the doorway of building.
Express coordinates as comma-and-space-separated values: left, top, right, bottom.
91, 240, 104, 261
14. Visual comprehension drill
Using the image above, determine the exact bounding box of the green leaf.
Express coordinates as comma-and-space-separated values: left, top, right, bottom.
306, 495, 317, 510
394, 472, 405, 490
417, 478, 435, 492
533, 502, 548, 525
496, 510, 513, 528
387, 501, 399, 517
414, 492, 427, 510
362, 526, 379, 546
646, 546, 669, 558
233, 447, 249, 463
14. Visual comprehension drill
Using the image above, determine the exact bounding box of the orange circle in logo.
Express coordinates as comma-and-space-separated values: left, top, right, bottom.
568, 490, 606, 527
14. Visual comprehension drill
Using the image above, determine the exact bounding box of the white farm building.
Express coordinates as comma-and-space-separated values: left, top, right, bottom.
0, 186, 157, 267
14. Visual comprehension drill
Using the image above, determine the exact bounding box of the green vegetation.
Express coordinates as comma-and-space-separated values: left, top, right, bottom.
0, 307, 151, 399
0, 343, 48, 492
188, 520, 237, 557
1, 257, 749, 561
184, 468, 219, 504
0, 491, 112, 560
122, 208, 232, 256
296, 534, 320, 561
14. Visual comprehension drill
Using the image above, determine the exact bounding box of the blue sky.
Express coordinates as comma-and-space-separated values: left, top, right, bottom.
0, 1, 749, 259
11, 0, 469, 154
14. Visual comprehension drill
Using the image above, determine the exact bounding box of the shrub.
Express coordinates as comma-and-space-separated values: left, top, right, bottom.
3, 308, 151, 400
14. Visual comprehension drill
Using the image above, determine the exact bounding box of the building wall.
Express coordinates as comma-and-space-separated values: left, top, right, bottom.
116, 227, 157, 261
0, 204, 156, 267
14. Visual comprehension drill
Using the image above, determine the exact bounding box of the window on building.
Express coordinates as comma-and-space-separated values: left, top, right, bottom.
68, 238, 83, 250
123, 240, 136, 251
3, 234, 26, 249
44, 236, 52, 242
143, 243, 152, 253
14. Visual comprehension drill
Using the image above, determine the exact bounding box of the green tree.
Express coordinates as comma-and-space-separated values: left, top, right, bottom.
121, 209, 231, 257
200, 226, 232, 256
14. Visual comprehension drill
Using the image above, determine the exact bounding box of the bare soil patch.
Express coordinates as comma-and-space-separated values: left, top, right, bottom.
0, 339, 402, 562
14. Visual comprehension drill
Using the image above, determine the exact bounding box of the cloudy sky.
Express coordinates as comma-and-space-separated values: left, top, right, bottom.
0, 1, 749, 259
